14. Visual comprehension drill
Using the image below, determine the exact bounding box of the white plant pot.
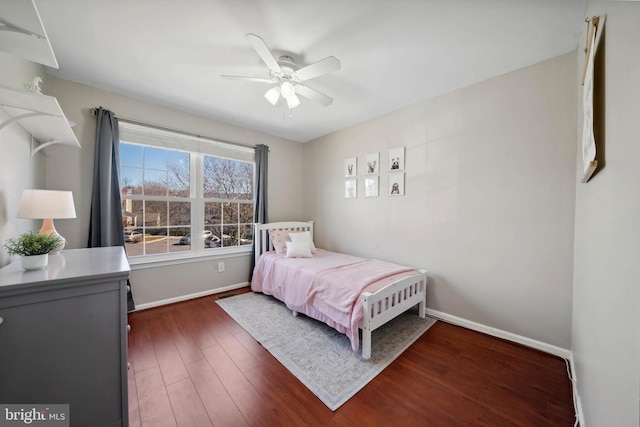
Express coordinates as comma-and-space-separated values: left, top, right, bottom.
22, 254, 49, 271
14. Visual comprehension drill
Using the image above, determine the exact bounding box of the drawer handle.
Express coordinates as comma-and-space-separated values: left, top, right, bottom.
0, 317, 3, 325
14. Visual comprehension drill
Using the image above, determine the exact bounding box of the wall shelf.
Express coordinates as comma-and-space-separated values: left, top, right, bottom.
0, 0, 58, 68
0, 85, 80, 155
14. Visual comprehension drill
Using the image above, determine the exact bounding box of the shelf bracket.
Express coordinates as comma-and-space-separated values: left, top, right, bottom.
30, 135, 63, 156
0, 110, 59, 132
0, 18, 46, 39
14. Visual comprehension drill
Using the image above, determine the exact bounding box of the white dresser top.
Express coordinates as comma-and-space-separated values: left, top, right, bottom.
0, 247, 130, 293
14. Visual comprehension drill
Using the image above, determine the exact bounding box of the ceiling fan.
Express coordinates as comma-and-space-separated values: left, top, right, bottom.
221, 34, 340, 110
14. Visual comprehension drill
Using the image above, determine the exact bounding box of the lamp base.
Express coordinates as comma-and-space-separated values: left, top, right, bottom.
40, 218, 66, 254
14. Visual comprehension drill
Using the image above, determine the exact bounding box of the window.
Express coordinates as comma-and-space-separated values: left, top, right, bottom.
118, 122, 255, 261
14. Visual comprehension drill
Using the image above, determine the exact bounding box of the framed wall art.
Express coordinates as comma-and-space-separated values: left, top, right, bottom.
388, 147, 405, 171
345, 179, 357, 199
365, 176, 379, 197
364, 152, 379, 175
580, 15, 604, 183
388, 173, 404, 196
344, 157, 357, 178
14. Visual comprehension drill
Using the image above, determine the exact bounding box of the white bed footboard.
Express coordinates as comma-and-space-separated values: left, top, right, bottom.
360, 270, 427, 359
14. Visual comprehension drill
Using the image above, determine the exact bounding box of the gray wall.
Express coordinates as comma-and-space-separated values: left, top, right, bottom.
573, 2, 640, 426
5, 7, 640, 422
44, 77, 304, 307
0, 52, 47, 267
303, 53, 577, 350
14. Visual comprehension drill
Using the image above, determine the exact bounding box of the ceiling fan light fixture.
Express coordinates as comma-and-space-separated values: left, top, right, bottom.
280, 80, 295, 99
264, 86, 280, 106
286, 93, 300, 109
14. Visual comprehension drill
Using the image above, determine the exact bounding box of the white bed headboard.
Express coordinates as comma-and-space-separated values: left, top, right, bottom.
254, 221, 314, 261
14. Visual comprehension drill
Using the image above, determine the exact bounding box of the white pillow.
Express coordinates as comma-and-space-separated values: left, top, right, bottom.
285, 241, 313, 258
269, 230, 290, 256
289, 231, 317, 253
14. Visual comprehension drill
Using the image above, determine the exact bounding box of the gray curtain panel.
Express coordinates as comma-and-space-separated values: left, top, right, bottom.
89, 108, 135, 311
250, 144, 269, 281
254, 144, 269, 224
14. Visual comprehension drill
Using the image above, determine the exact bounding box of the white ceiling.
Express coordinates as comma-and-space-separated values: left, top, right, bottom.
35, 0, 587, 143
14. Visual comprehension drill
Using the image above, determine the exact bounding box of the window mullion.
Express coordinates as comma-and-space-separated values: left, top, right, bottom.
192, 153, 204, 254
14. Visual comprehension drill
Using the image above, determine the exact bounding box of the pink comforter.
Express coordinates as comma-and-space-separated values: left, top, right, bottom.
251, 249, 416, 351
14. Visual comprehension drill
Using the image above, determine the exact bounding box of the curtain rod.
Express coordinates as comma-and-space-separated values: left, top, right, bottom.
90, 108, 259, 150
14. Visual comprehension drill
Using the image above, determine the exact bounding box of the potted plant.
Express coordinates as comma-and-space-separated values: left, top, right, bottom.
3, 232, 62, 270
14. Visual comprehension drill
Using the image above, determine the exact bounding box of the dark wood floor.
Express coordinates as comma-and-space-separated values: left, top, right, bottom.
127, 288, 576, 426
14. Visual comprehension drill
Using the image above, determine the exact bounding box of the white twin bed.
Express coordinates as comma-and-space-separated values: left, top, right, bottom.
251, 221, 427, 359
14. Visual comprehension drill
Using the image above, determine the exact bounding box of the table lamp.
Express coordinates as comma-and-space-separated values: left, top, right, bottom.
17, 189, 77, 255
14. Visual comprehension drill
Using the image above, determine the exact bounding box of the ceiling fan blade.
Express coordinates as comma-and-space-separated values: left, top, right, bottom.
293, 56, 341, 81
295, 84, 333, 107
220, 75, 273, 83
246, 33, 282, 73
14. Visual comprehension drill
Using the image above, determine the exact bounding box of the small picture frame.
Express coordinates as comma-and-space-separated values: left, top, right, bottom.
345, 179, 357, 199
365, 176, 379, 197
344, 157, 357, 177
364, 152, 379, 175
388, 173, 404, 196
388, 147, 405, 171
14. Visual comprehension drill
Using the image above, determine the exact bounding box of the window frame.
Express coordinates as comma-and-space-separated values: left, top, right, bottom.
118, 122, 256, 266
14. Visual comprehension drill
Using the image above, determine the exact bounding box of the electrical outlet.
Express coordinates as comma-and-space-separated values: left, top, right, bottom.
217, 262, 225, 273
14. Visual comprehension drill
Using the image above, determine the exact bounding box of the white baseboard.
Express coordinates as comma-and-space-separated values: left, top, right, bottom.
568, 353, 584, 426
425, 308, 572, 359
133, 282, 249, 311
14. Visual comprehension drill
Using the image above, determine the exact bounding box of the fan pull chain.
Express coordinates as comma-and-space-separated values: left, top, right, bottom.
282, 109, 294, 120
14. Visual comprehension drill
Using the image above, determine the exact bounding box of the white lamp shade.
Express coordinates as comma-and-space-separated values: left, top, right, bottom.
18, 190, 77, 219
286, 93, 301, 109
264, 86, 281, 106
280, 81, 295, 98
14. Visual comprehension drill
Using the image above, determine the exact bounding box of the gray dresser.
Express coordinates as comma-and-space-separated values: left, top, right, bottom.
0, 247, 130, 427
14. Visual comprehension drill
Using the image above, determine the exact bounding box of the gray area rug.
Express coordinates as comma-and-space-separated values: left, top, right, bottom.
216, 292, 436, 411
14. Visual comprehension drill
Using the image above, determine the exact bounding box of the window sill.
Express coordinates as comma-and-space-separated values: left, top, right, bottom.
127, 246, 252, 270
